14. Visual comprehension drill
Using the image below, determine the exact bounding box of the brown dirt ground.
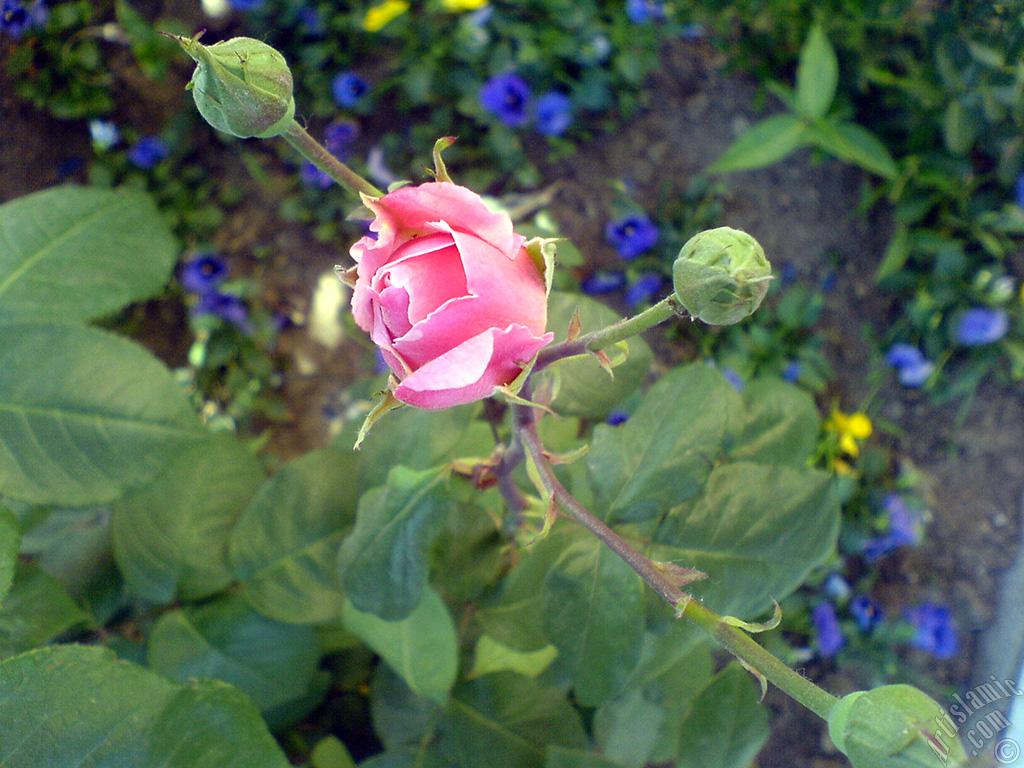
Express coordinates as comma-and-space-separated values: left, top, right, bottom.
3, 22, 1023, 768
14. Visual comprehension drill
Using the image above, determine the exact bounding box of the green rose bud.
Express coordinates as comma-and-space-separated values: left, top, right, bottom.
172, 32, 295, 139
828, 685, 968, 768
672, 226, 772, 325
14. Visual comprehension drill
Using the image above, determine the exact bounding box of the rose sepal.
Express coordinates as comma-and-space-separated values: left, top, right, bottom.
353, 382, 404, 450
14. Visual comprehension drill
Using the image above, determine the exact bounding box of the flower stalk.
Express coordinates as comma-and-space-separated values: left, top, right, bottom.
281, 120, 383, 199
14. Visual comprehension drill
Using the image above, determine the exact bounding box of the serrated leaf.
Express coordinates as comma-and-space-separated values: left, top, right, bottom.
147, 593, 320, 713
542, 537, 645, 706
0, 321, 202, 506
807, 121, 899, 179
342, 588, 457, 705
229, 448, 360, 624
436, 673, 587, 767
727, 378, 820, 466
654, 462, 838, 618
0, 507, 17, 605
0, 644, 291, 768
114, 435, 266, 604
587, 365, 742, 524
337, 466, 450, 621
708, 114, 808, 174
541, 293, 652, 419
674, 664, 769, 768
0, 186, 177, 322
795, 25, 839, 120
0, 562, 93, 656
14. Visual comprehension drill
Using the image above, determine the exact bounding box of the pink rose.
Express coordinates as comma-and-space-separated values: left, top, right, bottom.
349, 182, 553, 410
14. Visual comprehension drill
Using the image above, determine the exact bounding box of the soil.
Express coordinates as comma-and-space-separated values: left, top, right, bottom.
3, 17, 1023, 768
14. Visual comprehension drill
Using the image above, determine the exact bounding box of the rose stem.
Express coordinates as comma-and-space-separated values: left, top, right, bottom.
534, 295, 682, 371
512, 386, 838, 721
281, 119, 383, 199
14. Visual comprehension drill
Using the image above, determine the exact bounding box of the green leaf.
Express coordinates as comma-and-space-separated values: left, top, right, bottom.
795, 25, 839, 120
674, 663, 769, 768
0, 321, 202, 506
708, 114, 808, 174
311, 736, 357, 768
229, 448, 360, 624
875, 226, 912, 283
147, 593, 320, 714
337, 466, 451, 621
942, 99, 977, 155
0, 562, 93, 657
0, 186, 177, 322
545, 747, 629, 768
114, 435, 266, 604
727, 378, 820, 466
0, 507, 17, 605
370, 664, 443, 753
587, 364, 742, 524
435, 673, 587, 767
806, 121, 899, 179
0, 644, 291, 768
342, 587, 457, 705
470, 635, 558, 679
654, 462, 839, 618
543, 537, 645, 706
541, 293, 653, 418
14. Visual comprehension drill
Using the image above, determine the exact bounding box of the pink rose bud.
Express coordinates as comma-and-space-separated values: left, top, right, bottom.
349, 182, 554, 409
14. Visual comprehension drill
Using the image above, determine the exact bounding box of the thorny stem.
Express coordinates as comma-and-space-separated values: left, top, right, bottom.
510, 382, 839, 722
533, 295, 681, 371
281, 119, 383, 199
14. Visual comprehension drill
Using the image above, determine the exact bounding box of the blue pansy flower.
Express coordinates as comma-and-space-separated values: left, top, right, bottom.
180, 253, 228, 295
127, 136, 169, 169
298, 5, 324, 35
195, 291, 250, 330
533, 91, 572, 137
626, 0, 666, 23
324, 119, 359, 160
1015, 172, 1024, 209
626, 273, 664, 306
823, 572, 851, 601
956, 307, 1009, 346
885, 342, 934, 387
227, 0, 264, 10
580, 270, 627, 295
607, 409, 629, 426
721, 367, 744, 391
905, 602, 958, 659
332, 72, 369, 108
89, 120, 120, 150
480, 73, 532, 127
300, 161, 334, 189
849, 595, 884, 633
0, 0, 48, 38
812, 602, 844, 658
605, 213, 658, 259
783, 360, 802, 383
862, 493, 922, 561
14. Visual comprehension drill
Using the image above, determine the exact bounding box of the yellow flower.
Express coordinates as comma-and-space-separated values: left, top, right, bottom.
826, 409, 873, 458
440, 0, 488, 10
363, 0, 410, 31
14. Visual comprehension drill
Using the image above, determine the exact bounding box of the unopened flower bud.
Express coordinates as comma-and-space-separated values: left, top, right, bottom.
173, 32, 295, 139
672, 226, 771, 325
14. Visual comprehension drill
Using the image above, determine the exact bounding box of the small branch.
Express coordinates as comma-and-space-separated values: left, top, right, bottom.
280, 120, 383, 199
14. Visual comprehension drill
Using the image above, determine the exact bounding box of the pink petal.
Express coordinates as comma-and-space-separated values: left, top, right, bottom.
376, 233, 467, 324
393, 324, 554, 410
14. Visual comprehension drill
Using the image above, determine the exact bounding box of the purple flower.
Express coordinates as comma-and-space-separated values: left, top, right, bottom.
180, 253, 228, 295
605, 214, 658, 259
607, 409, 629, 426
127, 136, 169, 170
227, 0, 264, 10
849, 595, 884, 633
823, 572, 851, 601
626, 0, 666, 23
480, 73, 532, 127
195, 291, 250, 330
533, 91, 572, 137
324, 119, 359, 160
812, 602, 844, 658
332, 72, 369, 108
580, 270, 627, 295
1015, 172, 1024, 209
626, 273, 664, 306
0, 0, 47, 38
300, 161, 334, 189
862, 493, 922, 561
956, 307, 1009, 346
298, 5, 324, 35
905, 602, 958, 659
783, 361, 802, 383
779, 262, 797, 285
885, 342, 934, 387
721, 367, 744, 391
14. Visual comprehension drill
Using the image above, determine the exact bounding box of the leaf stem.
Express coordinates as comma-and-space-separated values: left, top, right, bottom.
512, 389, 839, 721
281, 119, 383, 199
533, 296, 682, 371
